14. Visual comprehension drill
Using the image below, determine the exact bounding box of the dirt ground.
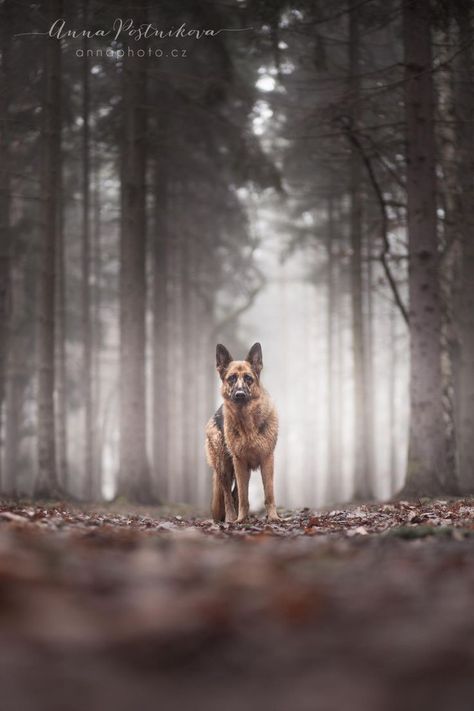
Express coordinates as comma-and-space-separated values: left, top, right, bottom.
1, 498, 474, 711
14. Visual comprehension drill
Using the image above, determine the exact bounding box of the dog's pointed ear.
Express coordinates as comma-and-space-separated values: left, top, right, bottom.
216, 344, 233, 379
246, 342, 263, 376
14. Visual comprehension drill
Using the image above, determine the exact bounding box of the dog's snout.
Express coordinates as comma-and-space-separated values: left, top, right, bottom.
234, 389, 246, 400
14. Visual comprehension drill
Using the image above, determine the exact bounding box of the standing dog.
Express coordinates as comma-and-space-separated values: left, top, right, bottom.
205, 342, 279, 523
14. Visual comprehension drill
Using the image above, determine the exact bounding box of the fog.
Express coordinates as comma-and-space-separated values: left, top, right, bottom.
27, 182, 410, 509
1, 0, 471, 508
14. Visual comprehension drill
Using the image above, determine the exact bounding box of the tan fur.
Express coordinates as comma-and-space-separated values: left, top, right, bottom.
205, 343, 279, 523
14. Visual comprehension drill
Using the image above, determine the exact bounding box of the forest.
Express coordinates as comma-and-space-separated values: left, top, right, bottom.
1, 0, 474, 710
1, 0, 474, 508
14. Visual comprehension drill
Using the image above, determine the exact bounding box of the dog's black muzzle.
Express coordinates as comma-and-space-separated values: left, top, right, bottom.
232, 388, 249, 403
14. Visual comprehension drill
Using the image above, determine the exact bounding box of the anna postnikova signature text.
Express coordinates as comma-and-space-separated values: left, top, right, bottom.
15, 18, 253, 41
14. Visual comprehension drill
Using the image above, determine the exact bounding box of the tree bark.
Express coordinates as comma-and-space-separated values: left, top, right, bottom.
4, 262, 22, 497
189, 221, 202, 503
35, 0, 62, 498
118, 27, 153, 502
388, 301, 398, 494
365, 231, 376, 493
180, 188, 193, 503
0, 0, 12, 490
152, 156, 169, 502
168, 183, 184, 501
401, 0, 456, 496
325, 196, 339, 503
92, 155, 102, 499
55, 157, 68, 491
453, 0, 474, 492
81, 5, 93, 500
348, 1, 372, 500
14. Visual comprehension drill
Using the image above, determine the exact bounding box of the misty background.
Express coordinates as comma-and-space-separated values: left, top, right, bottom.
0, 0, 472, 508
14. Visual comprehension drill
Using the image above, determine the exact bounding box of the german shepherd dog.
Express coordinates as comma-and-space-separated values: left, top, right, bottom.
205, 343, 279, 523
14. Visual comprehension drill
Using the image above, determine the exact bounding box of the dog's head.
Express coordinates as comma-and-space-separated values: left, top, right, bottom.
216, 342, 263, 405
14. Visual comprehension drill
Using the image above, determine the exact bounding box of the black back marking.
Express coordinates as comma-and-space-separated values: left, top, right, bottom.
214, 405, 224, 433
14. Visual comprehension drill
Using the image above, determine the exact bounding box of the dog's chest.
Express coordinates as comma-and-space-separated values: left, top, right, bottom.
224, 418, 266, 467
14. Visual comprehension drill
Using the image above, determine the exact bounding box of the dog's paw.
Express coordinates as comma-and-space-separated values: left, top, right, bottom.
266, 512, 281, 523
225, 514, 237, 524
235, 516, 249, 524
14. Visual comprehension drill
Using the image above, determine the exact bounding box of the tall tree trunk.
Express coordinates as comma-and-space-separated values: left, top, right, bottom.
325, 196, 339, 503
277, 260, 290, 506
203, 293, 217, 506
168, 184, 184, 501
453, 0, 474, 492
180, 191, 193, 503
0, 0, 12, 490
118, 27, 153, 502
4, 263, 22, 497
185, 192, 200, 504
92, 156, 102, 499
4, 378, 21, 496
333, 208, 344, 501
55, 160, 68, 490
365, 231, 376, 492
35, 0, 62, 498
152, 157, 169, 502
348, 1, 372, 500
437, 28, 459, 490
81, 8, 93, 500
401, 0, 456, 496
388, 301, 398, 493
194, 230, 212, 507
165, 183, 180, 502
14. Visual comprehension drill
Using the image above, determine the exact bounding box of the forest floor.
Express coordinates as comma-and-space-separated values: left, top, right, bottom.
1, 499, 474, 711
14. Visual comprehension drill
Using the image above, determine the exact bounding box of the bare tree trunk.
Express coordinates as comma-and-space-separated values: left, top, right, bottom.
278, 260, 290, 506
118, 27, 153, 502
4, 262, 22, 497
168, 184, 184, 501
185, 195, 200, 504
388, 301, 398, 494
202, 293, 216, 507
4, 376, 21, 496
303, 268, 317, 505
165, 183, 180, 502
81, 8, 93, 500
325, 196, 339, 503
365, 231, 376, 492
36, 0, 62, 498
453, 1, 474, 492
55, 162, 68, 490
348, 1, 372, 500
180, 191, 193, 503
193, 229, 213, 506
401, 0, 456, 496
152, 157, 169, 502
0, 0, 12, 490
437, 28, 460, 490
92, 156, 102, 499
334, 210, 344, 502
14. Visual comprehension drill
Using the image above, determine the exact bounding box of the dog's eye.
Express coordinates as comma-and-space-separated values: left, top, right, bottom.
244, 374, 253, 385
227, 375, 237, 385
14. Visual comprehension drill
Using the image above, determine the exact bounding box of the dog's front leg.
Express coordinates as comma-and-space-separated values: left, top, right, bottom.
221, 465, 237, 523
234, 457, 250, 523
223, 481, 237, 523
261, 453, 279, 522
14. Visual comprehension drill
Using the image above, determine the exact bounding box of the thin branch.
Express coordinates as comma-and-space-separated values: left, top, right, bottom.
340, 119, 409, 325
212, 281, 264, 337
296, 0, 375, 28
